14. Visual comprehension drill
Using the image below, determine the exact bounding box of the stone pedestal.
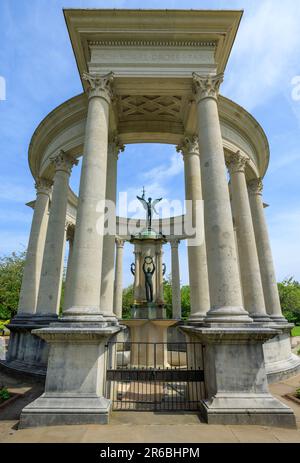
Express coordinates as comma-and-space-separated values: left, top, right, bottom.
19, 322, 120, 428
122, 319, 177, 367
183, 325, 296, 427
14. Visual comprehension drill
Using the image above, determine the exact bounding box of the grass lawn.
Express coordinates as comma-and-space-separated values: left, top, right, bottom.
291, 326, 300, 337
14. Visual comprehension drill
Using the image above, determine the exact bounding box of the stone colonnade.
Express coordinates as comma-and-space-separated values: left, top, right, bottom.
13, 72, 287, 327
14, 69, 297, 429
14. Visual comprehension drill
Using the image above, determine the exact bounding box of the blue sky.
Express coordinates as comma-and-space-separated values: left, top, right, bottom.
0, 0, 299, 287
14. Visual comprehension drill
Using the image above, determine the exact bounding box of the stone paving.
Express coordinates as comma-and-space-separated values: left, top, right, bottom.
0, 367, 300, 443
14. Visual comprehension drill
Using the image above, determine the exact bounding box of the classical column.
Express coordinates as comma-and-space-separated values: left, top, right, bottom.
17, 178, 52, 317
227, 151, 269, 321
35, 151, 77, 318
193, 73, 251, 323
113, 238, 124, 318
100, 137, 124, 317
63, 223, 75, 311
65, 72, 114, 321
178, 135, 210, 321
248, 178, 286, 322
170, 239, 181, 319
133, 245, 141, 303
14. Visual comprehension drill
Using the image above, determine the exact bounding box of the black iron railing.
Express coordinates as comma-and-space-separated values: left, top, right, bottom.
104, 342, 206, 411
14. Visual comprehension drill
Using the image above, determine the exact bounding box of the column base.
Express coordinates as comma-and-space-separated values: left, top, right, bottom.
269, 315, 289, 324
250, 313, 271, 323
204, 306, 253, 324
19, 394, 111, 428
182, 324, 296, 428
19, 321, 120, 428
188, 313, 206, 324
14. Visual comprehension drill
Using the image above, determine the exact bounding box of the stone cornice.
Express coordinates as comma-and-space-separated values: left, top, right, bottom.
82, 72, 114, 102
88, 39, 216, 48
28, 93, 269, 183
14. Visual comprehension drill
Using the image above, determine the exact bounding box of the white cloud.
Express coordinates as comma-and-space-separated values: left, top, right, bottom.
223, 0, 300, 111
143, 153, 183, 183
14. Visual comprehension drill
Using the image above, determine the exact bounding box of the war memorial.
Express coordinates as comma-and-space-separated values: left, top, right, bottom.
2, 8, 300, 429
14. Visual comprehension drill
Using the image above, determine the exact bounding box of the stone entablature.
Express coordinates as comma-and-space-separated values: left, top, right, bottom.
28, 93, 268, 184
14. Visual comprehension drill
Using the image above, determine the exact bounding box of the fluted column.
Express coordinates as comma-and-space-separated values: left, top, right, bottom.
248, 179, 286, 322
63, 223, 75, 311
170, 239, 181, 319
17, 178, 52, 316
227, 151, 269, 321
113, 238, 124, 318
193, 73, 251, 323
178, 136, 210, 321
35, 151, 77, 317
100, 137, 124, 317
65, 72, 114, 321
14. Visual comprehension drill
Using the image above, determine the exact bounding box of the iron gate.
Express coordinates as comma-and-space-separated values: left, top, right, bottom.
104, 342, 205, 411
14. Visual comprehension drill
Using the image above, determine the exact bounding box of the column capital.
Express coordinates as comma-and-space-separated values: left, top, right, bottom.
66, 221, 75, 240
248, 178, 263, 196
226, 150, 249, 175
177, 135, 199, 156
50, 150, 78, 175
35, 178, 53, 196
108, 134, 125, 160
82, 72, 114, 103
170, 239, 180, 248
115, 237, 125, 248
192, 72, 223, 102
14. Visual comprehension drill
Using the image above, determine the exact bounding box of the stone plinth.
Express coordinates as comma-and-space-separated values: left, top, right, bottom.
131, 305, 166, 320
182, 325, 296, 428
19, 322, 120, 428
122, 319, 177, 367
3, 315, 57, 376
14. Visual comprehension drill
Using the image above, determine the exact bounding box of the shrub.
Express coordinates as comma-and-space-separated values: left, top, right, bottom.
0, 387, 10, 401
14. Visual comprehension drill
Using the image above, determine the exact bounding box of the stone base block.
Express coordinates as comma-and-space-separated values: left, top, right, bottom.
19, 394, 111, 428
183, 324, 296, 428
18, 321, 120, 428
200, 394, 296, 428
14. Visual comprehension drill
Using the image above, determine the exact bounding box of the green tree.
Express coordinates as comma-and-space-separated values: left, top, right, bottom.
181, 285, 191, 319
122, 284, 134, 319
0, 251, 26, 320
278, 277, 300, 325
